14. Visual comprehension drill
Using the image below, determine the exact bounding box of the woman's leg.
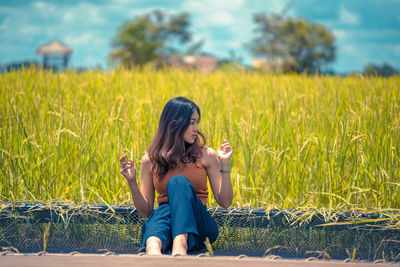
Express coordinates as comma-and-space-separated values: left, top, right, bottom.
141, 203, 173, 254
167, 175, 219, 254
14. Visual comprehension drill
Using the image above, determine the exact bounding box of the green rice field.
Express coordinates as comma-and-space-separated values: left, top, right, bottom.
1, 67, 399, 212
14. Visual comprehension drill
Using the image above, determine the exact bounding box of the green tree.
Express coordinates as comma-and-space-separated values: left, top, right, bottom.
109, 10, 192, 67
364, 63, 398, 77
249, 13, 336, 73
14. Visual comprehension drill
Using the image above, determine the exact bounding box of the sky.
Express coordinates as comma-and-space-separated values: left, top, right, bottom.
0, 0, 399, 74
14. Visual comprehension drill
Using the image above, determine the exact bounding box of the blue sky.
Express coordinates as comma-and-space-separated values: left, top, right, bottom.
0, 0, 399, 73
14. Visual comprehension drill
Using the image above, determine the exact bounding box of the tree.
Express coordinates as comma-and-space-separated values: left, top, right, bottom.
364, 63, 398, 77
109, 10, 192, 67
248, 13, 336, 73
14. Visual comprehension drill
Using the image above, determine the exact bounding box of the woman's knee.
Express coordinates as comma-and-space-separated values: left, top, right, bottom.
167, 175, 196, 201
167, 175, 192, 190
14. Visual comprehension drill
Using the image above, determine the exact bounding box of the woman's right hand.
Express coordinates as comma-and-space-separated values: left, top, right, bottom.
119, 154, 136, 184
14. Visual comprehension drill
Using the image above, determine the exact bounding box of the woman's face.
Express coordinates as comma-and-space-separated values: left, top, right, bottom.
183, 110, 200, 144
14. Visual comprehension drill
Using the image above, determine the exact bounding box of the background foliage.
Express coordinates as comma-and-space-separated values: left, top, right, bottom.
249, 13, 335, 73
109, 10, 199, 67
1, 68, 399, 210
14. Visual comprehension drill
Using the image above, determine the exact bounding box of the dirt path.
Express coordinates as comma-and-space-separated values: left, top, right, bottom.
0, 254, 393, 267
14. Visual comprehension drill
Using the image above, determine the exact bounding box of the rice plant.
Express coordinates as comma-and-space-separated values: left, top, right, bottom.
0, 67, 399, 211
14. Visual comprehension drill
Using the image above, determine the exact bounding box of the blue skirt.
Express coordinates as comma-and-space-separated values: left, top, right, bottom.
141, 175, 219, 254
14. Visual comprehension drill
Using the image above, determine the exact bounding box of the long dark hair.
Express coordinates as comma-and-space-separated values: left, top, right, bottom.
148, 97, 206, 179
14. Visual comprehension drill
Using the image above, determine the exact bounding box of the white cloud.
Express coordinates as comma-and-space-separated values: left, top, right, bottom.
65, 33, 104, 46
2, 0, 398, 72
32, 1, 56, 13
337, 28, 400, 40
342, 44, 356, 54
65, 33, 93, 46
366, 43, 400, 58
32, 1, 47, 10
61, 3, 106, 25
0, 13, 40, 40
208, 11, 234, 26
183, 0, 245, 11
333, 29, 346, 40
339, 5, 359, 25
20, 25, 41, 35
83, 4, 106, 25
63, 11, 75, 23
0, 17, 10, 32
182, 0, 252, 38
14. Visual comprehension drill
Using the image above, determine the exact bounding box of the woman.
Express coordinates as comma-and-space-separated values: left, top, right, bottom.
119, 96, 233, 255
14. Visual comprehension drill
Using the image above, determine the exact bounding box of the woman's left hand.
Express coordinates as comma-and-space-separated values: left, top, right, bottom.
217, 140, 233, 161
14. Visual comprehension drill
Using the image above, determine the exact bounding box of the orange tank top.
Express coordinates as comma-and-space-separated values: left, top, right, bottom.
153, 161, 208, 205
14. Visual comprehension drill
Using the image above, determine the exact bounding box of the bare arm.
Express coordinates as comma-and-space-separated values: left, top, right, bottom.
203, 141, 233, 208
120, 154, 154, 217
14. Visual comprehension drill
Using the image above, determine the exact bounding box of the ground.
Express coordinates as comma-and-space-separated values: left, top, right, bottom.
0, 254, 394, 267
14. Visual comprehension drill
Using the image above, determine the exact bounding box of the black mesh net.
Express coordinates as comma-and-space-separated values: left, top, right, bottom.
1, 203, 399, 261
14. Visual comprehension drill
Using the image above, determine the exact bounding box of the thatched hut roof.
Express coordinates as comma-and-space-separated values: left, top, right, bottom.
35, 40, 73, 55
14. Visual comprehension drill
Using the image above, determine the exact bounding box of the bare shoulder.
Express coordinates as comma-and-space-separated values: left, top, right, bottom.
200, 146, 218, 168
201, 146, 217, 156
141, 154, 153, 172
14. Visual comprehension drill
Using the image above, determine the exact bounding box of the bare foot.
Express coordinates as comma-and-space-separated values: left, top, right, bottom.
172, 233, 188, 256
146, 236, 162, 255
